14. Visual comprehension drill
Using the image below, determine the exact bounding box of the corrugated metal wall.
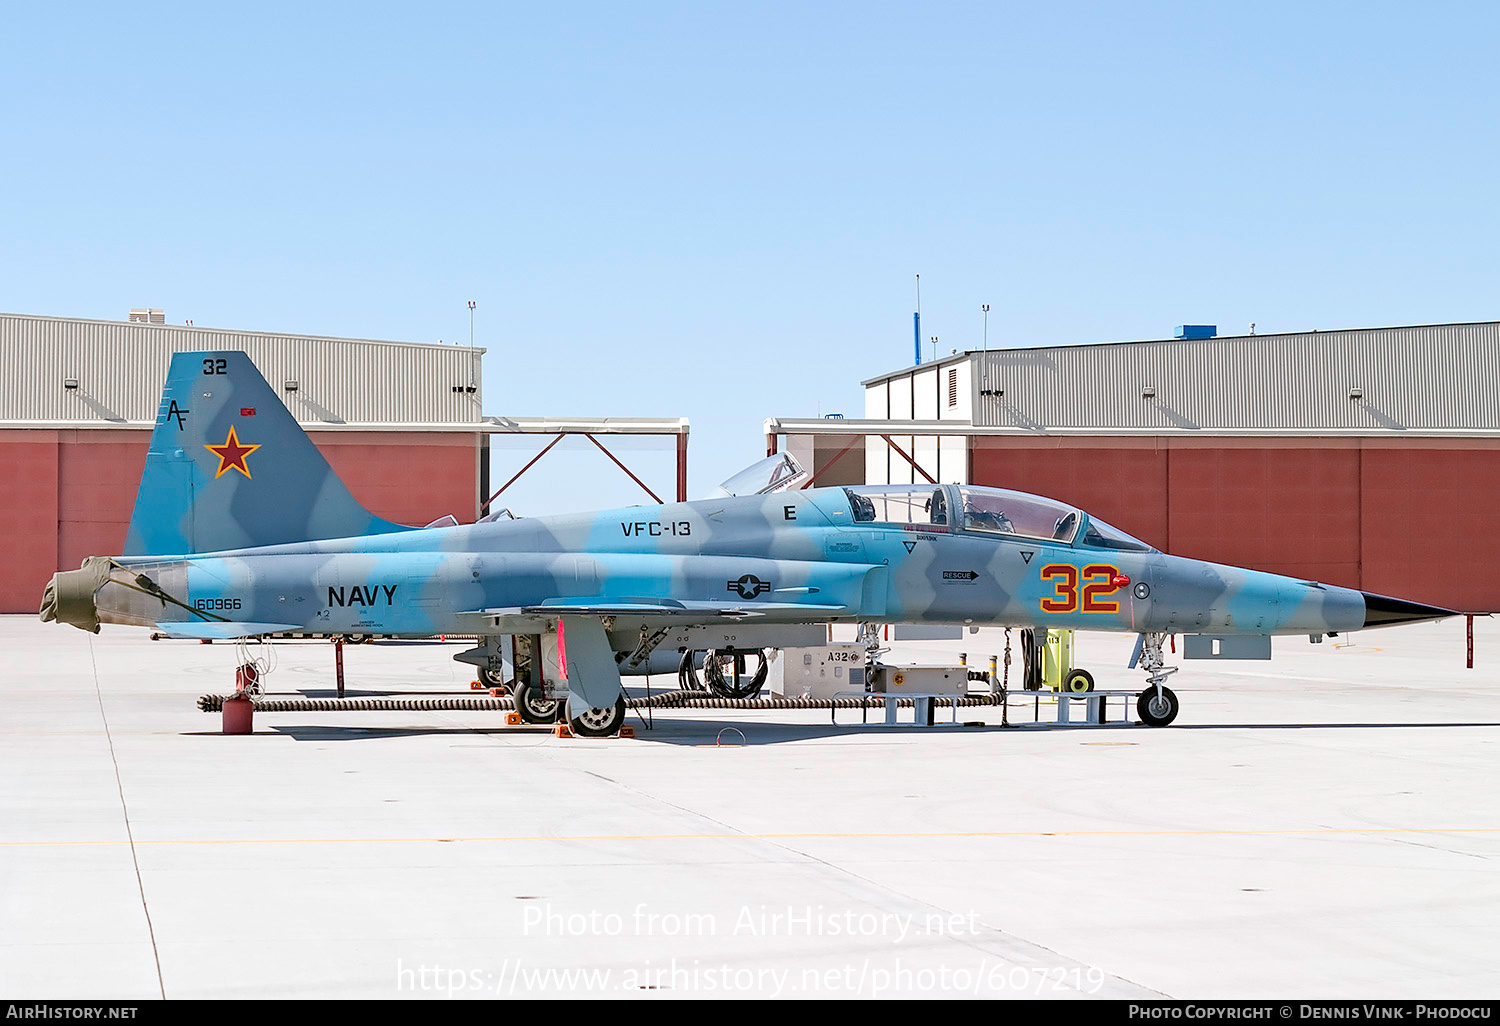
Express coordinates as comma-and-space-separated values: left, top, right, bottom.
0, 313, 483, 425
871, 322, 1500, 432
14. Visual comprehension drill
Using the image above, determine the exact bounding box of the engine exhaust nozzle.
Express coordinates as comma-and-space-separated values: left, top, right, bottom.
39, 556, 115, 634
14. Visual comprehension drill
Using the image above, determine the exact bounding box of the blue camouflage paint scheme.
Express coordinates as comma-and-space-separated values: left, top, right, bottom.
42, 351, 1455, 715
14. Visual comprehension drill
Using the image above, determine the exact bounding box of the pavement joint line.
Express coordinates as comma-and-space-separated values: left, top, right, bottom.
4, 826, 1498, 847
88, 634, 167, 1000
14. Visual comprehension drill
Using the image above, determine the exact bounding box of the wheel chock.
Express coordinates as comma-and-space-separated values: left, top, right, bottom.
469, 680, 485, 690
505, 712, 522, 725
549, 724, 632, 739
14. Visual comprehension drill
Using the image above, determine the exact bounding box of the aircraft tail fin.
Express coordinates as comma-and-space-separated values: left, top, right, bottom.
124, 351, 416, 555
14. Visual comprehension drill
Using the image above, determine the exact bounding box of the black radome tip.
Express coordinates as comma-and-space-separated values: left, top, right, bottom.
1360, 592, 1459, 628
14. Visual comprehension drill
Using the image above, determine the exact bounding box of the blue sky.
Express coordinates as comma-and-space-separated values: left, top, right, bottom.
4, 2, 1497, 515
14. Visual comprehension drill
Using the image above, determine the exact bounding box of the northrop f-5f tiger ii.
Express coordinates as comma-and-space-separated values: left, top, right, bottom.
40, 352, 1454, 735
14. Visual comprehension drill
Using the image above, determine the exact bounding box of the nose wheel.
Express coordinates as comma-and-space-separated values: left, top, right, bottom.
1136, 685, 1180, 727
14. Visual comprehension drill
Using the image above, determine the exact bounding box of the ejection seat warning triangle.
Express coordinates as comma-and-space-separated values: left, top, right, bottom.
1021, 551, 1035, 564
902, 541, 916, 553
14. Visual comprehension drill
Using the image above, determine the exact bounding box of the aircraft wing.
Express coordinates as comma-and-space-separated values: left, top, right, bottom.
459, 598, 850, 620
154, 621, 303, 640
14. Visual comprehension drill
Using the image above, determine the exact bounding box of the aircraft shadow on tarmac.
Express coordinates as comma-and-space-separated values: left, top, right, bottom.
193, 717, 1500, 745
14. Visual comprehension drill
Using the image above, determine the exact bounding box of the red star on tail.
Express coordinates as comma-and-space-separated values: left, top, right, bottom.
205, 425, 261, 479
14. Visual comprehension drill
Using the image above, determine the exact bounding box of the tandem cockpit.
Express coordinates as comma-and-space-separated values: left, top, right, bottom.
839, 484, 1157, 552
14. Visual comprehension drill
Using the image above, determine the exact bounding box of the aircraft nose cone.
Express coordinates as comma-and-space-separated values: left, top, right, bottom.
1360, 591, 1458, 628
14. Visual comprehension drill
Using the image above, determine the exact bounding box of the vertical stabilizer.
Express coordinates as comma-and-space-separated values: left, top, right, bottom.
124, 351, 414, 555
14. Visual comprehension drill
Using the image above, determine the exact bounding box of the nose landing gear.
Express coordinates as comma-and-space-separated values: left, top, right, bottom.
1135, 631, 1180, 727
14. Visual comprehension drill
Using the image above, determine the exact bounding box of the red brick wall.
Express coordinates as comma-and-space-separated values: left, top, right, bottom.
309, 431, 479, 527
0, 433, 61, 618
1, 430, 480, 614
1359, 445, 1500, 611
970, 436, 1500, 612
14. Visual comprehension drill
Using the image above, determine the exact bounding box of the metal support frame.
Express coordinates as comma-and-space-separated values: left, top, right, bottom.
482, 426, 689, 512
880, 434, 937, 485
765, 422, 952, 490
830, 691, 961, 727
798, 436, 864, 490
484, 434, 567, 511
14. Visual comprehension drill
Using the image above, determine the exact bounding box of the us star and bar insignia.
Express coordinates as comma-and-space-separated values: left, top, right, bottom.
205, 425, 261, 479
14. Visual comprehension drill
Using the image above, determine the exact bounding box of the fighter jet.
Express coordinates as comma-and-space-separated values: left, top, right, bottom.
41, 352, 1454, 735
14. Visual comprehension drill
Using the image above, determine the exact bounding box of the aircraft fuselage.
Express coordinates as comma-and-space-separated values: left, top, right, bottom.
86, 487, 1371, 639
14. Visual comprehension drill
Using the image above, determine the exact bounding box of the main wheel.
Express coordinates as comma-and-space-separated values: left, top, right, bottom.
477, 666, 506, 691
514, 680, 563, 724
1137, 685, 1180, 727
567, 695, 627, 738
1063, 668, 1095, 693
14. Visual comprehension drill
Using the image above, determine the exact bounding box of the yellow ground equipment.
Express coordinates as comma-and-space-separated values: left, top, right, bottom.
1042, 629, 1095, 693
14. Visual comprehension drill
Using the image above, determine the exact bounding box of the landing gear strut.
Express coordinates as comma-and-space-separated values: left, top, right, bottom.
1135, 631, 1180, 727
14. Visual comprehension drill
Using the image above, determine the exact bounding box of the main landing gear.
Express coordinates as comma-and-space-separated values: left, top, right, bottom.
1135, 631, 1180, 727
513, 679, 627, 737
512, 679, 565, 725
567, 696, 628, 738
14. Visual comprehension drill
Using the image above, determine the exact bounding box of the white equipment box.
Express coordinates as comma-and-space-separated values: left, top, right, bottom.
865, 665, 968, 696
766, 644, 868, 700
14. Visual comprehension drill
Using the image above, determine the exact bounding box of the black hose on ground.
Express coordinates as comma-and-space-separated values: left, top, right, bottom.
197, 690, 1007, 713
701, 648, 768, 699
1020, 629, 1043, 690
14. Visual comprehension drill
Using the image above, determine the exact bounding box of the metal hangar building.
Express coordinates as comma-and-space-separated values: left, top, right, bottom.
0, 312, 489, 614
767, 321, 1500, 613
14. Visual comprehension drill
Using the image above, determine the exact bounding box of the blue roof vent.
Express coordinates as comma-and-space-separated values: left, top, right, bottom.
1174, 325, 1217, 340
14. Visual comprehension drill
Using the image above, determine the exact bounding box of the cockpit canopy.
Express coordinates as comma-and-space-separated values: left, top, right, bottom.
713, 453, 809, 497
840, 484, 1156, 552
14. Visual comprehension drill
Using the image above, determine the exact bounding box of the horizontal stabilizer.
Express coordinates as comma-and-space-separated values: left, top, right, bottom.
154, 621, 302, 640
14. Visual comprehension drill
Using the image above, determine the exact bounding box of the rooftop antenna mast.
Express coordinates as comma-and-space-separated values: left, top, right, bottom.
913, 274, 922, 366
981, 303, 990, 398
467, 300, 478, 396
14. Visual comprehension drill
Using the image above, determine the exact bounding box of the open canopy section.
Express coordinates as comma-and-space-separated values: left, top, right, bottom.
714, 453, 808, 497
